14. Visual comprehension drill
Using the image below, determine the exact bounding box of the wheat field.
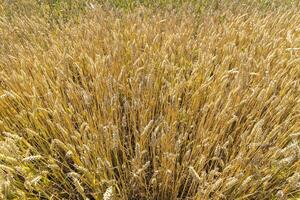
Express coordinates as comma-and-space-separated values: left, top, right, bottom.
0, 0, 299, 199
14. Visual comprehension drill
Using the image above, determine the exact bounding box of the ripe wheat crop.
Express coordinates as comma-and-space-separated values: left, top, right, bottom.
0, 1, 299, 199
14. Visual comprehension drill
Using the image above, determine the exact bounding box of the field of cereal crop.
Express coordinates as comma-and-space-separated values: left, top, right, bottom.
0, 1, 299, 199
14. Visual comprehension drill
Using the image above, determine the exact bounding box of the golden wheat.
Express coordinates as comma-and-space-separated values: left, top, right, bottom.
0, 1, 299, 200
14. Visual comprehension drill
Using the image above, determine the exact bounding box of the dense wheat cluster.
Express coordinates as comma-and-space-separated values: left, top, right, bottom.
0, 1, 299, 199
